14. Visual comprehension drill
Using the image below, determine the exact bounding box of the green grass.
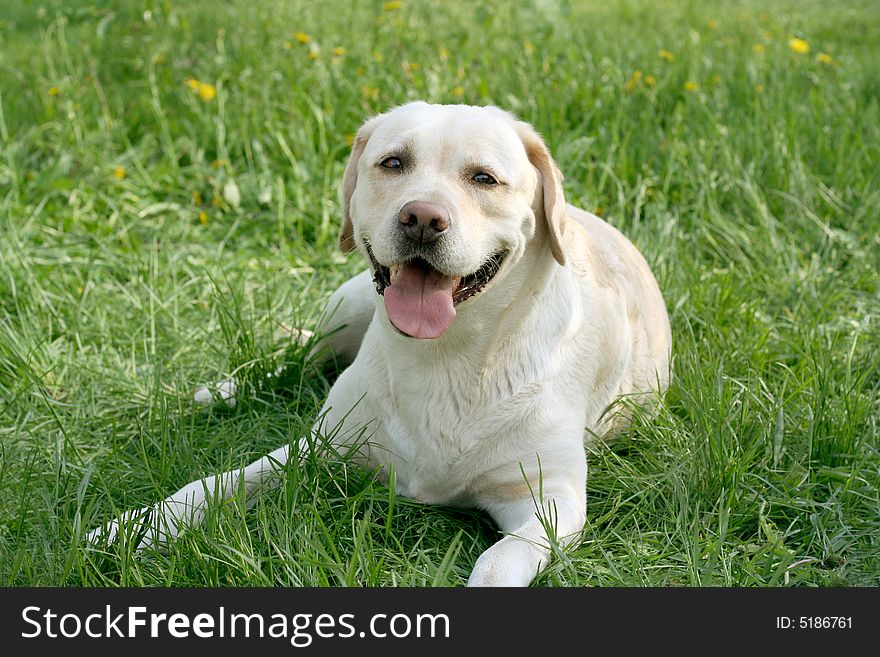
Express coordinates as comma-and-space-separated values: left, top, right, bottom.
1, 0, 878, 586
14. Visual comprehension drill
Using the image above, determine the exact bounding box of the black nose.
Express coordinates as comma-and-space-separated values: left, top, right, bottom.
398, 201, 450, 244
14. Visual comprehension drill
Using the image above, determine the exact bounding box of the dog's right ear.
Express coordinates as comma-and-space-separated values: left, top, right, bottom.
339, 114, 385, 253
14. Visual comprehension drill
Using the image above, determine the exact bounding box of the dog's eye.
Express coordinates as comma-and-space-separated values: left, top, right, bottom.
380, 157, 402, 169
473, 172, 497, 185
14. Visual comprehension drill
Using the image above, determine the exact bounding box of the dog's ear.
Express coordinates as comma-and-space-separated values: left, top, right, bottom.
511, 119, 567, 266
339, 113, 385, 253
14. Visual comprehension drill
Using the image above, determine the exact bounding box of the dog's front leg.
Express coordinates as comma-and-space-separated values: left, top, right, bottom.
468, 481, 586, 587
87, 442, 299, 550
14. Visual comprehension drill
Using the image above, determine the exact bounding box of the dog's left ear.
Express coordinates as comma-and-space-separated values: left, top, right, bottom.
339, 113, 386, 253
511, 118, 567, 266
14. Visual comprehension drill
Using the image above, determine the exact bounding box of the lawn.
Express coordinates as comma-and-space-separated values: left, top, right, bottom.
0, 0, 877, 586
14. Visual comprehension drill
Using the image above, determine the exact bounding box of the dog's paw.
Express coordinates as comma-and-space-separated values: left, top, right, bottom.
85, 506, 163, 551
193, 379, 238, 407
86, 496, 207, 552
467, 536, 548, 587
191, 327, 314, 408
277, 325, 315, 346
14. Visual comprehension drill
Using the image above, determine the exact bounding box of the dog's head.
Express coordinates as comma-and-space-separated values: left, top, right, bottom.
339, 102, 566, 339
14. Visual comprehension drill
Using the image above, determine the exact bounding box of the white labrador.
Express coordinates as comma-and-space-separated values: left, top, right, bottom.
88, 102, 671, 586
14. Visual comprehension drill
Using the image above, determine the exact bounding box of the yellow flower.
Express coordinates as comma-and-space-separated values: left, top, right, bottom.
753, 43, 766, 54
333, 47, 346, 56
361, 85, 379, 99
383, 1, 403, 10
112, 166, 126, 179
406, 62, 420, 72
191, 190, 203, 205
344, 133, 355, 146
199, 211, 208, 225
683, 81, 700, 92
308, 50, 319, 61
452, 86, 464, 98
594, 206, 604, 217
438, 46, 449, 62
624, 69, 642, 92
197, 82, 216, 101
185, 78, 216, 101
658, 49, 675, 61
373, 51, 384, 63
644, 74, 656, 87
707, 19, 719, 29
48, 86, 61, 96
755, 83, 765, 94
817, 52, 832, 64
788, 38, 809, 54
295, 31, 310, 44
523, 40, 534, 56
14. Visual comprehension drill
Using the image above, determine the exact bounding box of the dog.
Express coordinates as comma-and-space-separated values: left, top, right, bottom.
88, 102, 671, 586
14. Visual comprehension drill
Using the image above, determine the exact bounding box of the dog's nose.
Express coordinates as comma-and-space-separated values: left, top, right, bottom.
398, 201, 450, 244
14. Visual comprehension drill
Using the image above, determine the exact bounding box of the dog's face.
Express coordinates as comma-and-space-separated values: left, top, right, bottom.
340, 102, 566, 339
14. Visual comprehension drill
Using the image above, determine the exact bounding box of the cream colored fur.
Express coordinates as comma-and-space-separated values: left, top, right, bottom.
88, 102, 671, 587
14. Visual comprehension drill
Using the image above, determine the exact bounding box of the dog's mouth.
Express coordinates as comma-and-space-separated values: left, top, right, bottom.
365, 241, 507, 339
367, 243, 506, 304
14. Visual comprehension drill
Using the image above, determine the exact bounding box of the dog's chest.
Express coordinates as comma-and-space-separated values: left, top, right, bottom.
338, 322, 575, 504
373, 375, 550, 505
380, 414, 474, 504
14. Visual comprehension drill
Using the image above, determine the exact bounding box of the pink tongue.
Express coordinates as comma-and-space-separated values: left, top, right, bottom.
384, 261, 458, 339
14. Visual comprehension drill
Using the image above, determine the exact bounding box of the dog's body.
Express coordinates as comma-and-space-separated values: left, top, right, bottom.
90, 103, 671, 586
